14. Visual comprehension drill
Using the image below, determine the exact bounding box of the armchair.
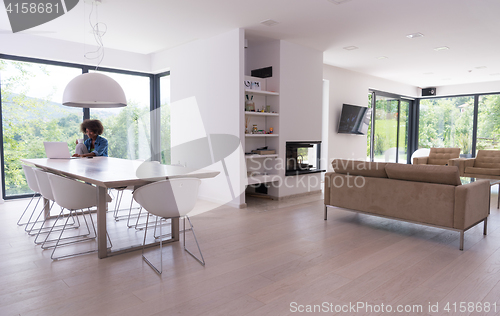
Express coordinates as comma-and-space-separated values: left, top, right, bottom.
450, 150, 500, 179
413, 147, 461, 166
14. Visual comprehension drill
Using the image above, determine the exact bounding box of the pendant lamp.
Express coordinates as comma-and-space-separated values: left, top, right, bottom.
62, 72, 127, 108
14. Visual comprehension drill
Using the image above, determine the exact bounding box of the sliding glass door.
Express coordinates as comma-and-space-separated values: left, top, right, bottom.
371, 93, 410, 163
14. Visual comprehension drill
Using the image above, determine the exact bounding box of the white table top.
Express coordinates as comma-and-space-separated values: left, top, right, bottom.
21, 157, 220, 188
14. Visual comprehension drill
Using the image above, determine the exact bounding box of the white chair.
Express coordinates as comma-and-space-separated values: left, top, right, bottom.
133, 178, 204, 274
32, 169, 83, 246
29, 168, 75, 240
46, 173, 112, 260
18, 165, 43, 227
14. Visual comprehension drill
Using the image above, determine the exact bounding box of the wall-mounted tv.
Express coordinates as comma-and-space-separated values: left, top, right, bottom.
337, 104, 372, 135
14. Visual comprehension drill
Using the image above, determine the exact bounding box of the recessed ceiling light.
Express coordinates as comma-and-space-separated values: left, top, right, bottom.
406, 32, 424, 39
423, 72, 434, 75
328, 0, 352, 4
490, 73, 500, 76
442, 78, 451, 81
260, 19, 279, 27
343, 46, 358, 51
434, 46, 450, 51
376, 56, 388, 60
475, 66, 487, 69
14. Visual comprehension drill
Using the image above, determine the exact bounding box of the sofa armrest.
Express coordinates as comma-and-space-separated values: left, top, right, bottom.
454, 180, 490, 230
449, 158, 475, 176
324, 172, 335, 206
413, 156, 428, 165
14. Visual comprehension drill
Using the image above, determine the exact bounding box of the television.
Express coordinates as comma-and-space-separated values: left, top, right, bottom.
337, 104, 372, 135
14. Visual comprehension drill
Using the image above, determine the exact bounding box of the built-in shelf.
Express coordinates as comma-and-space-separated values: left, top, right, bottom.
244, 111, 279, 116
245, 89, 279, 96
245, 134, 279, 137
245, 154, 278, 159
247, 174, 280, 185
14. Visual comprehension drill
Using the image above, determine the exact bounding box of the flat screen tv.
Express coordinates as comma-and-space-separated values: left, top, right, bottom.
337, 104, 372, 135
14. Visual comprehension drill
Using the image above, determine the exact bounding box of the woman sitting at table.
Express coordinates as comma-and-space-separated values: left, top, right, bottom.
73, 119, 108, 157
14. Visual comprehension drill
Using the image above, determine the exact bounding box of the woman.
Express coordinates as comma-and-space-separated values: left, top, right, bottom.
73, 119, 108, 157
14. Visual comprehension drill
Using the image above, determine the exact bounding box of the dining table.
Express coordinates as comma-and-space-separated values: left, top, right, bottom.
21, 157, 220, 258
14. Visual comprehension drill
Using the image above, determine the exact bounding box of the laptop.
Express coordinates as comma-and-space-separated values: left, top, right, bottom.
43, 142, 73, 159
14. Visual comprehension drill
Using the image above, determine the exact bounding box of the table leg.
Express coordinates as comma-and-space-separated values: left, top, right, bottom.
97, 186, 108, 259
172, 217, 180, 242
43, 197, 50, 219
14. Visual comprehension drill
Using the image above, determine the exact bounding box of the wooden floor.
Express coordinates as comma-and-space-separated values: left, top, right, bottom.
1, 191, 500, 316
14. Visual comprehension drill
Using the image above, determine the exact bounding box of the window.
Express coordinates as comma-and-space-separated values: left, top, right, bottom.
1, 59, 82, 196
419, 96, 474, 157
159, 74, 171, 164
477, 94, 500, 153
89, 70, 151, 160
370, 92, 411, 163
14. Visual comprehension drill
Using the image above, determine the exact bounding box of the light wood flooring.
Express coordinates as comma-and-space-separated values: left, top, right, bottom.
1, 190, 500, 316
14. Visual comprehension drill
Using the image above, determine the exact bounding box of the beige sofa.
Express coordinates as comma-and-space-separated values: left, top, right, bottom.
450, 150, 500, 179
324, 159, 490, 250
413, 147, 460, 165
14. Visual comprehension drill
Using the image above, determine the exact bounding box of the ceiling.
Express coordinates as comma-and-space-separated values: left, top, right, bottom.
1, 0, 500, 87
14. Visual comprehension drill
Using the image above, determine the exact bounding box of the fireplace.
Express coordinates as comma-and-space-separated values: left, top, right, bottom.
285, 141, 323, 176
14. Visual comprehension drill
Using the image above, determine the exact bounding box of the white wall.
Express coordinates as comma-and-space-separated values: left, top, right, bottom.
278, 41, 323, 197
1, 33, 151, 72
151, 29, 245, 207
323, 64, 418, 171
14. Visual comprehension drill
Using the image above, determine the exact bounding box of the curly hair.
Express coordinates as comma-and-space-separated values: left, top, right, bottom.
80, 119, 104, 135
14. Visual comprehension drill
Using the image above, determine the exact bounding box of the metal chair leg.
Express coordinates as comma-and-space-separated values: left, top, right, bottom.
142, 214, 163, 275
183, 215, 205, 266
17, 194, 40, 226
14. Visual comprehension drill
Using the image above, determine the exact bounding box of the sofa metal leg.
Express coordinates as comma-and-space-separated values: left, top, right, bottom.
484, 217, 488, 235
324, 206, 327, 220
459, 231, 464, 251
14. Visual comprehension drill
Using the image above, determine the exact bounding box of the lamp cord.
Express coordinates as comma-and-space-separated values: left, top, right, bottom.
84, 1, 107, 70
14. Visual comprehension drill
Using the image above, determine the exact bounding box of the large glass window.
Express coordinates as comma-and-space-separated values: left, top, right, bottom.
159, 74, 171, 164
1, 59, 82, 196
477, 94, 500, 152
419, 96, 474, 157
90, 70, 151, 160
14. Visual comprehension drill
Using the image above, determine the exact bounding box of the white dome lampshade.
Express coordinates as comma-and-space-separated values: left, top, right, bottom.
62, 73, 127, 108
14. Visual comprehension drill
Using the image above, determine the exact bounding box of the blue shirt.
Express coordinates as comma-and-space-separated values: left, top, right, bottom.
84, 135, 108, 157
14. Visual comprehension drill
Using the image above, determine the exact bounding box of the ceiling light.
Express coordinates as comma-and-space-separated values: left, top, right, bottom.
63, 73, 127, 108
406, 32, 424, 39
434, 46, 450, 51
63, 0, 127, 108
376, 56, 388, 60
490, 73, 500, 76
260, 19, 279, 27
423, 72, 434, 75
328, 0, 352, 4
442, 78, 451, 81
343, 46, 358, 51
475, 66, 487, 69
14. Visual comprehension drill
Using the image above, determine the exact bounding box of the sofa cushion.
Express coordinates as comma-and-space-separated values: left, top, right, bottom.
474, 150, 500, 168
332, 159, 388, 178
427, 147, 460, 165
385, 164, 461, 186
465, 166, 500, 176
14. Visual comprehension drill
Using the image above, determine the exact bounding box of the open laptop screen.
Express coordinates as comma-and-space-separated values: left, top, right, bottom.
43, 142, 71, 159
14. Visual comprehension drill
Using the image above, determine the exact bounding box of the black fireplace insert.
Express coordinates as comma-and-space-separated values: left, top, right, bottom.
285, 141, 324, 176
